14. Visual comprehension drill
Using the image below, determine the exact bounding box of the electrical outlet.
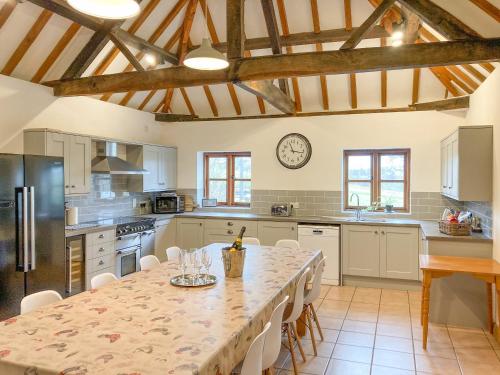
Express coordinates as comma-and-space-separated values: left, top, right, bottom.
290, 202, 300, 209
139, 202, 147, 209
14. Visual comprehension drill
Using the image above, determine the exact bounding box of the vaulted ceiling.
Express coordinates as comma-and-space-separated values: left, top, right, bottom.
0, 0, 499, 120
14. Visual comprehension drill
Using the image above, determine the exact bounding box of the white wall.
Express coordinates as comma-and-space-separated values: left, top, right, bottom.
161, 111, 465, 192
0, 74, 165, 153
466, 69, 500, 261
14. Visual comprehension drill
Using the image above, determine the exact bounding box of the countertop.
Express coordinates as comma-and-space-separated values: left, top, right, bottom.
65, 211, 492, 243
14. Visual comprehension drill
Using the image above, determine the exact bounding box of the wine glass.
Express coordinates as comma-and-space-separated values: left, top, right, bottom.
177, 249, 187, 282
202, 250, 212, 282
189, 249, 202, 285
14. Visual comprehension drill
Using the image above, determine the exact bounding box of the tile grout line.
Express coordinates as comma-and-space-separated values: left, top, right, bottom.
368, 289, 382, 375
446, 324, 464, 375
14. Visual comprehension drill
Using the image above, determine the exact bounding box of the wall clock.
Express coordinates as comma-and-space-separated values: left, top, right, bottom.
276, 133, 312, 169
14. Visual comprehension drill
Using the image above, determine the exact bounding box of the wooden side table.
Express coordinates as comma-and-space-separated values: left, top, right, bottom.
419, 255, 500, 349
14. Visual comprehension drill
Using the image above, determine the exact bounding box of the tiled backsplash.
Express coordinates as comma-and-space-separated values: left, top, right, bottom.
65, 175, 154, 223
464, 201, 493, 237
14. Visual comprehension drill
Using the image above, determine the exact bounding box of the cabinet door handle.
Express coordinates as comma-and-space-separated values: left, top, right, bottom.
98, 247, 105, 252
381, 231, 385, 235
98, 260, 104, 266
292, 227, 295, 231
65, 185, 69, 188
98, 234, 104, 239
374, 231, 378, 235
199, 223, 202, 227
227, 222, 233, 226
227, 230, 233, 235
71, 185, 76, 188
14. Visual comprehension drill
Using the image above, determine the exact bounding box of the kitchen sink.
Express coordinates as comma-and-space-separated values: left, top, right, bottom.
344, 217, 386, 222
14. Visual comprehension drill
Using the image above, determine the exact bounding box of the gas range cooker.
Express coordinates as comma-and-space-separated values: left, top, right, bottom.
94, 216, 156, 236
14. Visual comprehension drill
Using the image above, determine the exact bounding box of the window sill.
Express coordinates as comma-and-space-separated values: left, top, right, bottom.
342, 210, 411, 216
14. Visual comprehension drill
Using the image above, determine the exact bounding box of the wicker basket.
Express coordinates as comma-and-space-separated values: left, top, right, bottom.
438, 221, 471, 236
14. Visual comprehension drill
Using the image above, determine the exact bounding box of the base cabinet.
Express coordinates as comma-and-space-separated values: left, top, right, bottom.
343, 225, 420, 280
176, 218, 204, 249
155, 219, 176, 262
342, 225, 380, 277
257, 221, 297, 246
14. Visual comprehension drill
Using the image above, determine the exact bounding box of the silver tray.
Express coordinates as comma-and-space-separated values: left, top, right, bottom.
170, 274, 217, 288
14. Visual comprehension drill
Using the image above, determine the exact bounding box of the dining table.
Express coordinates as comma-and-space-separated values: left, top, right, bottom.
0, 243, 322, 375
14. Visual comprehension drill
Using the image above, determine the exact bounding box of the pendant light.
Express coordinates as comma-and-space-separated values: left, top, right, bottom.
183, 0, 229, 70
67, 0, 140, 20
390, 22, 405, 47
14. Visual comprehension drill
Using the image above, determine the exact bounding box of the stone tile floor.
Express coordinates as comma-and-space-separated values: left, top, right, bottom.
274, 285, 500, 375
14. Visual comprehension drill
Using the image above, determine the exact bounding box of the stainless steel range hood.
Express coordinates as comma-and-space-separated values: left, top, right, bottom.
91, 141, 148, 175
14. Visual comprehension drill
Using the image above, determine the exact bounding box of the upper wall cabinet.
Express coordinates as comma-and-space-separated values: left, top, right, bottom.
440, 126, 492, 202
128, 145, 177, 192
24, 130, 91, 195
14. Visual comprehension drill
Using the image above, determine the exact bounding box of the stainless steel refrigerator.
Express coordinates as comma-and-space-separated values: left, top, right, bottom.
0, 154, 66, 320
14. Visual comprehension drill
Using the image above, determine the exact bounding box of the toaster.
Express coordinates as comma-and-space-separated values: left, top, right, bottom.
271, 203, 292, 217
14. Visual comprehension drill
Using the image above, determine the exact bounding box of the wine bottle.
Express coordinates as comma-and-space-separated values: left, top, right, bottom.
229, 226, 246, 251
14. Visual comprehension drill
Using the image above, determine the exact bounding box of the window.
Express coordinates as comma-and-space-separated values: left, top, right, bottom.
344, 149, 410, 212
204, 152, 251, 206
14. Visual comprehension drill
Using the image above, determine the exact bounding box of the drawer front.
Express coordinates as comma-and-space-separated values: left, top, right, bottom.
87, 242, 115, 260
204, 227, 258, 237
204, 219, 258, 233
87, 230, 115, 246
92, 254, 114, 272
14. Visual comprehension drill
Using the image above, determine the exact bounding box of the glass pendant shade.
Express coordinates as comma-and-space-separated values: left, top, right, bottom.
183, 38, 229, 70
67, 0, 140, 20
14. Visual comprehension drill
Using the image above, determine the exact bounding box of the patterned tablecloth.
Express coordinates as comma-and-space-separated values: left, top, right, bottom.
0, 244, 322, 375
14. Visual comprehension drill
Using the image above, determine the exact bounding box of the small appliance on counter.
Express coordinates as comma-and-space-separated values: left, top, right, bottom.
271, 203, 292, 217
153, 193, 185, 214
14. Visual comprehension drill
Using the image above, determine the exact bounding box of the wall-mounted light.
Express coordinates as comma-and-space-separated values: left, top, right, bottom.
390, 22, 405, 47
67, 0, 140, 20
144, 54, 157, 67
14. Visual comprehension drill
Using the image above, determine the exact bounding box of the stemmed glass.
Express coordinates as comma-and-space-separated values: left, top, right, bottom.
189, 249, 203, 285
201, 249, 212, 283
177, 249, 187, 283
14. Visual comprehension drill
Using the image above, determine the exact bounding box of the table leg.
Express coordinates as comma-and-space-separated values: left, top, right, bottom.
487, 282, 494, 334
496, 276, 500, 335
422, 271, 432, 350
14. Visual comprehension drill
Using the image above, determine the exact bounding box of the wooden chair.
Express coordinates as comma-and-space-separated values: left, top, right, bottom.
20, 290, 62, 315
240, 322, 271, 375
275, 239, 300, 249
283, 267, 310, 374
140, 255, 161, 270
262, 295, 289, 374
91, 272, 118, 289
303, 257, 327, 355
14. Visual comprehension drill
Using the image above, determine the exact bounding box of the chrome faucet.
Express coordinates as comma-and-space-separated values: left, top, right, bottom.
350, 193, 362, 221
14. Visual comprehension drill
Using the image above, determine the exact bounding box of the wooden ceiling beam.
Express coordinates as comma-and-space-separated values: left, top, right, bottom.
48, 38, 500, 96
310, 0, 329, 110
236, 80, 295, 114
380, 38, 387, 107
109, 31, 145, 72
0, 0, 16, 29
344, 0, 357, 109
468, 0, 500, 23
179, 88, 196, 116
341, 0, 396, 50
277, 0, 302, 112
156, 107, 417, 122
27, 0, 103, 30
92, 0, 160, 76
2, 9, 52, 76
32, 22, 81, 83
244, 50, 266, 114
410, 96, 470, 111
199, 0, 241, 115
261, 0, 289, 95
226, 0, 245, 60
398, 0, 481, 40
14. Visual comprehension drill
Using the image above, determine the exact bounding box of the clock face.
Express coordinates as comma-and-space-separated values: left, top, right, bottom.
276, 133, 312, 169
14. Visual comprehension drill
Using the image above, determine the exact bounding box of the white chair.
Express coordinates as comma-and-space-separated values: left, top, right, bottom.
283, 267, 310, 375
242, 237, 261, 246
303, 257, 327, 356
262, 295, 289, 373
275, 239, 300, 249
166, 246, 181, 261
91, 272, 118, 289
20, 290, 62, 315
240, 322, 272, 375
140, 255, 161, 270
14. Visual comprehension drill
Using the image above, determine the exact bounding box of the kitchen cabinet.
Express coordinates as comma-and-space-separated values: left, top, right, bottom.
440, 126, 492, 201
343, 224, 420, 280
128, 145, 177, 192
342, 225, 380, 277
85, 229, 115, 290
24, 130, 91, 195
176, 218, 204, 249
155, 218, 177, 261
257, 221, 297, 246
379, 226, 419, 280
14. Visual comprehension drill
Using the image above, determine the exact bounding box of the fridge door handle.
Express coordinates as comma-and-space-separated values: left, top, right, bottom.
22, 187, 29, 273
30, 186, 36, 271
66, 246, 72, 294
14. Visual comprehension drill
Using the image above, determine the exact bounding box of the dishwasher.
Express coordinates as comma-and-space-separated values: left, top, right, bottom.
298, 225, 340, 285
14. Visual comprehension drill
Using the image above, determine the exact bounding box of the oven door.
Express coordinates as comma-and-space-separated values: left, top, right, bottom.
115, 246, 140, 278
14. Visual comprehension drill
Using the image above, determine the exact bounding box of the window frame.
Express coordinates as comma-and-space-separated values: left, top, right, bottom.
343, 148, 410, 212
204, 152, 251, 207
